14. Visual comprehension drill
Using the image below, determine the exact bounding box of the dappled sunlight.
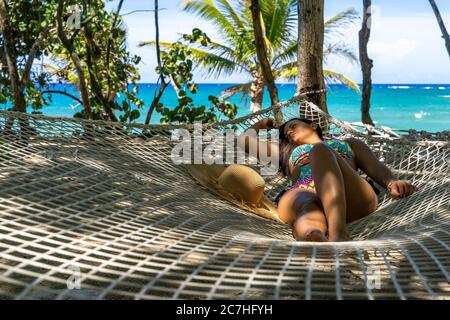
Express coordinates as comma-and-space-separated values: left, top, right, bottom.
0, 98, 448, 300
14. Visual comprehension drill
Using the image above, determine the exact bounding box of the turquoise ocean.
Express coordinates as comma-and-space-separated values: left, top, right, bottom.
3, 83, 449, 132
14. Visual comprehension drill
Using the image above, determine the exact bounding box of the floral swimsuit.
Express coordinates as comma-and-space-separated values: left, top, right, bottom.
289, 139, 354, 191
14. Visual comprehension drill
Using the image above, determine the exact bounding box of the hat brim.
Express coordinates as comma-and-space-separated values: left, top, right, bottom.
186, 164, 282, 223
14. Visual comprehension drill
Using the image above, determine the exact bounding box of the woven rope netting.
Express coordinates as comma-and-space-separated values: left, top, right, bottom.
0, 96, 448, 300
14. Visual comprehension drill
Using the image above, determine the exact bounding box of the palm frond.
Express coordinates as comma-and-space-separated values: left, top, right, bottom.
274, 7, 359, 68
138, 41, 174, 49
325, 7, 359, 32
324, 43, 358, 65
239, 1, 253, 29
182, 0, 248, 50
182, 0, 234, 32
277, 63, 360, 94
260, 0, 297, 50
185, 47, 243, 78
208, 40, 246, 63
43, 64, 80, 87
216, 0, 245, 30
220, 82, 252, 101
138, 40, 249, 75
323, 69, 361, 93
277, 61, 297, 80
282, 0, 299, 45
140, 32, 245, 64
272, 39, 297, 67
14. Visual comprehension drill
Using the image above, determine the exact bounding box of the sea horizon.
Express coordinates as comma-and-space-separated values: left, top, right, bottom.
46, 82, 450, 85
1, 83, 449, 133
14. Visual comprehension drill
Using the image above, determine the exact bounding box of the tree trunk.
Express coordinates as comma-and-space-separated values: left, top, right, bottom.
429, 0, 450, 57
82, 3, 118, 122
169, 75, 181, 98
359, 0, 375, 126
249, 0, 283, 123
22, 27, 50, 86
249, 74, 264, 113
145, 80, 167, 125
56, 0, 91, 119
296, 0, 327, 113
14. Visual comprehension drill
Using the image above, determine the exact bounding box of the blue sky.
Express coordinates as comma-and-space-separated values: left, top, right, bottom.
107, 0, 450, 84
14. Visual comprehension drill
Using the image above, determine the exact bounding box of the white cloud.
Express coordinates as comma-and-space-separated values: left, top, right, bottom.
369, 38, 417, 61
326, 12, 450, 83
119, 5, 450, 84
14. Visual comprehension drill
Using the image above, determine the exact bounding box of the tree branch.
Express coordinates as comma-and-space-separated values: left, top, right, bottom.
21, 25, 55, 85
56, 0, 91, 118
429, 0, 450, 57
146, 0, 167, 125
106, 0, 124, 100
41, 89, 83, 105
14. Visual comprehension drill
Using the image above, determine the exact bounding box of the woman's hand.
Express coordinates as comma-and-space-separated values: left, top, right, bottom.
387, 180, 418, 199
253, 118, 278, 130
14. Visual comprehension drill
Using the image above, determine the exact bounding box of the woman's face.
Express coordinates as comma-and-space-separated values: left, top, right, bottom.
283, 120, 318, 145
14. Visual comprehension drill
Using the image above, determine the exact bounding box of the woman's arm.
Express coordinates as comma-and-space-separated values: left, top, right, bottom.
346, 137, 417, 199
346, 137, 394, 187
237, 118, 279, 162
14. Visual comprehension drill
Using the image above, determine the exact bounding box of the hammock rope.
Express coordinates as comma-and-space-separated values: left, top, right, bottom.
0, 96, 448, 300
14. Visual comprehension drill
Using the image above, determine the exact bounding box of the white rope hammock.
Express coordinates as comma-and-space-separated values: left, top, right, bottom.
0, 95, 448, 300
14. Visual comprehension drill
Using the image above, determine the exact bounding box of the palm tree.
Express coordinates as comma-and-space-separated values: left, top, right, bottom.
139, 0, 360, 112
296, 0, 327, 111
249, 0, 283, 122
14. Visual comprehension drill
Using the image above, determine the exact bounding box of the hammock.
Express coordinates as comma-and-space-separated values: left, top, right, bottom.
0, 96, 448, 300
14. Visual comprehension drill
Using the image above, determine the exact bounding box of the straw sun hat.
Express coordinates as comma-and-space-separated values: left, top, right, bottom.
186, 164, 282, 223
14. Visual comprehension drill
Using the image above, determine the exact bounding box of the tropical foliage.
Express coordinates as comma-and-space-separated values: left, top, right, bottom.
0, 0, 55, 113
51, 0, 144, 122
140, 0, 360, 112
0, 0, 144, 123
1, 0, 363, 126
152, 28, 238, 124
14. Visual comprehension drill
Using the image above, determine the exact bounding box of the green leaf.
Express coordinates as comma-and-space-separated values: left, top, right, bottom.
130, 109, 140, 121
188, 83, 198, 94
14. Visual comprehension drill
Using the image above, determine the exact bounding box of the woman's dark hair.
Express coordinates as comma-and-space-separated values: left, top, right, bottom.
278, 118, 324, 177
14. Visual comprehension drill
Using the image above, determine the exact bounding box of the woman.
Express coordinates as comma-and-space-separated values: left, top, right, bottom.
239, 117, 418, 242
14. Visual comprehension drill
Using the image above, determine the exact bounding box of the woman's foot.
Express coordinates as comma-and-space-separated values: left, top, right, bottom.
305, 229, 328, 242
292, 229, 328, 242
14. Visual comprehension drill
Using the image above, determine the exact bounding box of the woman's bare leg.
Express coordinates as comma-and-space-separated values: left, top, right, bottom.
278, 188, 328, 241
308, 143, 379, 241
278, 144, 378, 242
309, 143, 349, 241
293, 201, 329, 241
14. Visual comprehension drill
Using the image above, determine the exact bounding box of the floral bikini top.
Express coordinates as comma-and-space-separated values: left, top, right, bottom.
289, 139, 354, 168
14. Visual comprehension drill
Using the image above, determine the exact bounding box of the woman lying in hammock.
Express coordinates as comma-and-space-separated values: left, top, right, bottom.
239, 117, 418, 242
